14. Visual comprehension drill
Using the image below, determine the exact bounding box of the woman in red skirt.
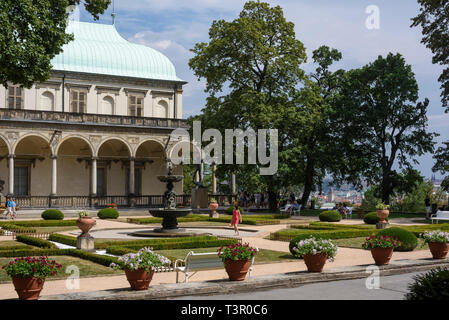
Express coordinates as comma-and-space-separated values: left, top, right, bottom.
230, 203, 242, 235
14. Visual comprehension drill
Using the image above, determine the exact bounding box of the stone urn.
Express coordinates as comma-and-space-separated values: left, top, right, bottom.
428, 242, 449, 259
303, 252, 328, 272
124, 268, 155, 290
376, 209, 390, 224
12, 276, 45, 300
223, 260, 252, 281
209, 201, 219, 218
370, 247, 394, 265
77, 216, 96, 235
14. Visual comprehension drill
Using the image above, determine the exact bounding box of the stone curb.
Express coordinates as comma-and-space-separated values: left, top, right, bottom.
40, 258, 449, 300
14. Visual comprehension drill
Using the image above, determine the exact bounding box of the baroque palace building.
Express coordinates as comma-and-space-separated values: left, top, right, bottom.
0, 20, 188, 208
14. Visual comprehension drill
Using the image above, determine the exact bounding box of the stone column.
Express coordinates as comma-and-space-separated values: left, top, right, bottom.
7, 154, 14, 195
231, 173, 236, 194
91, 157, 97, 196
51, 155, 57, 196
212, 164, 217, 194
129, 157, 135, 195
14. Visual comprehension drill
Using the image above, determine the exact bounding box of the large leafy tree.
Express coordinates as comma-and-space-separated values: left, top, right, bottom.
0, 0, 111, 88
433, 141, 449, 191
335, 53, 438, 204
411, 0, 449, 109
188, 1, 307, 210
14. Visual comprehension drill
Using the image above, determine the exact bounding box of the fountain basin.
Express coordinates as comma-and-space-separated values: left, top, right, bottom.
148, 207, 192, 232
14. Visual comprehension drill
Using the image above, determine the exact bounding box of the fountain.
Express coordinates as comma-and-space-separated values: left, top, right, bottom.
131, 159, 194, 237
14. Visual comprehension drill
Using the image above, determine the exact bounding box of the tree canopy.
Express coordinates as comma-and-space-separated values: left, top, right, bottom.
0, 0, 111, 88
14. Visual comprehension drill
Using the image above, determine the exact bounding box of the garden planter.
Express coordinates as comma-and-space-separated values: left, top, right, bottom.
124, 268, 155, 290
209, 202, 219, 218
12, 276, 45, 300
428, 242, 449, 259
370, 247, 394, 265
303, 252, 328, 272
376, 210, 389, 224
77, 216, 96, 235
224, 260, 251, 281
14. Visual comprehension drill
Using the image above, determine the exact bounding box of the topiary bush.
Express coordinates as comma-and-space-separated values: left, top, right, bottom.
363, 212, 389, 224
97, 208, 119, 219
319, 210, 342, 222
406, 267, 449, 300
377, 227, 418, 251
41, 209, 64, 220
225, 206, 243, 215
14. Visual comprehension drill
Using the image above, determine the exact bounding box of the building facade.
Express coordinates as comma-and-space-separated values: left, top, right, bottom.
0, 21, 188, 208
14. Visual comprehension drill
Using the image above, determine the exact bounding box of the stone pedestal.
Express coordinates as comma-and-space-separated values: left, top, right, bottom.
376, 222, 388, 229
191, 187, 208, 209
76, 234, 95, 251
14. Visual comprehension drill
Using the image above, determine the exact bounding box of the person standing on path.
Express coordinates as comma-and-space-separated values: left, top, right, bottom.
230, 202, 242, 235
5, 197, 16, 220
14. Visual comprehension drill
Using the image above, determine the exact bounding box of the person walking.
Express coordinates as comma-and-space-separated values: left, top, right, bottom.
5, 197, 17, 220
230, 202, 242, 235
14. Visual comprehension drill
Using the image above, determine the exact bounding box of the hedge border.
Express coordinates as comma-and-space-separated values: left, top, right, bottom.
16, 235, 57, 249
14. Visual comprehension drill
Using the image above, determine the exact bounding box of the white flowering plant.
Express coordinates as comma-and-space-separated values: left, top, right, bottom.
420, 231, 449, 244
292, 237, 338, 261
109, 247, 172, 271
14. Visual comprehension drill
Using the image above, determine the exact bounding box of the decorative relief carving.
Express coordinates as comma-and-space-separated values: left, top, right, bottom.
89, 135, 102, 144
5, 132, 19, 145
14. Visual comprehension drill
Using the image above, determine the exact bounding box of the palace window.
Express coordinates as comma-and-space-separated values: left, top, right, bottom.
14, 166, 29, 196
7, 85, 24, 109
128, 94, 144, 117
96, 167, 106, 196
70, 88, 87, 113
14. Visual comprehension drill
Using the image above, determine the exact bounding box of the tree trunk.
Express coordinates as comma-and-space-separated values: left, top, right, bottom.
381, 175, 391, 205
300, 156, 315, 208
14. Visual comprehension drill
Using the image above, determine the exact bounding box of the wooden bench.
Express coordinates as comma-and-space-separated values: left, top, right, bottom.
431, 211, 449, 224
174, 249, 258, 283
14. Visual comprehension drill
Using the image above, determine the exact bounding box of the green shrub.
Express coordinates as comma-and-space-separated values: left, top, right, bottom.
41, 209, 64, 220
406, 267, 449, 300
319, 210, 342, 222
0, 220, 77, 227
49, 233, 77, 246
97, 208, 119, 219
225, 206, 243, 215
0, 248, 66, 258
117, 239, 238, 251
363, 212, 389, 224
67, 249, 118, 267
16, 235, 57, 249
0, 223, 36, 233
377, 227, 418, 251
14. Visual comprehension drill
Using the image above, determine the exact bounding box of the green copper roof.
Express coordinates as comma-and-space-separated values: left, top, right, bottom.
51, 21, 183, 82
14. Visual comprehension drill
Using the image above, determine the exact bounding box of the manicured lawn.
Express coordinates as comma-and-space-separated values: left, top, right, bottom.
0, 256, 123, 283
154, 247, 297, 265
332, 237, 429, 250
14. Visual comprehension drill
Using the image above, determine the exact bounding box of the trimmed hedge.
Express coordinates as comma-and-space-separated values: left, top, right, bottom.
116, 238, 238, 251
48, 233, 77, 247
319, 210, 342, 222
0, 220, 77, 227
16, 235, 57, 249
104, 246, 180, 267
97, 208, 120, 219
0, 245, 31, 251
41, 209, 64, 220
363, 212, 389, 224
377, 227, 418, 252
0, 224, 36, 233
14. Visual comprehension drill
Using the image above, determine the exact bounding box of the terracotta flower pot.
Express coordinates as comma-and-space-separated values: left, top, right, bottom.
11, 276, 45, 300
124, 268, 155, 290
376, 210, 389, 224
303, 252, 328, 272
209, 202, 219, 218
428, 242, 449, 259
224, 260, 251, 281
370, 247, 394, 265
77, 217, 96, 235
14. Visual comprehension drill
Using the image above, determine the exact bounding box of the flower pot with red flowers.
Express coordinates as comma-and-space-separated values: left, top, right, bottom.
110, 247, 171, 290
292, 237, 338, 272
76, 211, 96, 235
107, 203, 117, 210
362, 235, 401, 265
209, 198, 219, 218
2, 256, 62, 300
375, 202, 390, 224
420, 231, 449, 259
218, 243, 258, 281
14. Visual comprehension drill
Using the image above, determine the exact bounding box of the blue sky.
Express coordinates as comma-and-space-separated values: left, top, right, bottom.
76, 0, 448, 179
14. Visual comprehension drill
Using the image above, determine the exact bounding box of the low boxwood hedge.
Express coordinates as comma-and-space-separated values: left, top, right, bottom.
319, 210, 342, 222
48, 233, 77, 247
116, 238, 238, 251
41, 209, 64, 220
16, 235, 57, 249
377, 227, 418, 251
0, 223, 37, 233
97, 208, 119, 219
0, 220, 77, 227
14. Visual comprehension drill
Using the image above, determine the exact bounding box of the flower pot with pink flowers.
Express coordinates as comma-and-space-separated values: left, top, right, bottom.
209, 198, 219, 218
420, 231, 449, 259
2, 256, 62, 300
292, 237, 338, 272
362, 235, 401, 265
110, 247, 171, 290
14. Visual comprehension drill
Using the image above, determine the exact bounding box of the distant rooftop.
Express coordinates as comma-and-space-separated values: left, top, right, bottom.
51, 20, 184, 82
